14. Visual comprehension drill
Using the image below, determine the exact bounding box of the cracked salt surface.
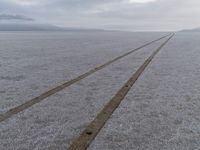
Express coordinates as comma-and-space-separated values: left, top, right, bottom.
0, 31, 166, 113
89, 32, 200, 150
0, 32, 167, 150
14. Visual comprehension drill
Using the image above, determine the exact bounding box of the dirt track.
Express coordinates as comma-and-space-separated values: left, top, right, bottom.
0, 34, 171, 123
68, 34, 174, 150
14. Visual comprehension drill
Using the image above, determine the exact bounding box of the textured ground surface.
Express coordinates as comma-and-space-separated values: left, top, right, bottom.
0, 31, 165, 113
0, 31, 167, 149
89, 32, 200, 150
1, 32, 200, 150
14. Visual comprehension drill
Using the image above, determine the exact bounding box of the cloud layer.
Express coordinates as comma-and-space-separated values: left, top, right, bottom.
0, 14, 33, 21
0, 0, 199, 31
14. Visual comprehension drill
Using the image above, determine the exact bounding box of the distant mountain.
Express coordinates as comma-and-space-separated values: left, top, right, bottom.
0, 23, 104, 31
180, 27, 200, 32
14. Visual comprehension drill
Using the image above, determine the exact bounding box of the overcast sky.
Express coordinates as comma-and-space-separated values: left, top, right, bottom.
0, 0, 199, 31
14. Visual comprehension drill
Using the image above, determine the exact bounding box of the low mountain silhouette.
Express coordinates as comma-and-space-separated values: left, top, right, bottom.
0, 23, 104, 31
180, 27, 200, 32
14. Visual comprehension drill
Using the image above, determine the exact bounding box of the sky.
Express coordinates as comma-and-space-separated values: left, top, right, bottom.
0, 0, 199, 31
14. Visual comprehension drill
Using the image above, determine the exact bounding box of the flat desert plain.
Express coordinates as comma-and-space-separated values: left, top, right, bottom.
1, 31, 200, 150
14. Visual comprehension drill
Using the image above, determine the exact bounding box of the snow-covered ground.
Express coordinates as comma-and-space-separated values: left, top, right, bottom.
89, 32, 200, 150
0, 31, 168, 149
0, 31, 165, 113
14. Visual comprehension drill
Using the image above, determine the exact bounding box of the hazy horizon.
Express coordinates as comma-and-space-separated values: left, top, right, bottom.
1, 0, 200, 31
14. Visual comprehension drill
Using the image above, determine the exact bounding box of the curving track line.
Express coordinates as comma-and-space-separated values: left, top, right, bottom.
68, 33, 174, 150
0, 33, 171, 123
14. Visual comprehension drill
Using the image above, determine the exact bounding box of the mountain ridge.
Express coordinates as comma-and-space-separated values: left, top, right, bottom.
0, 23, 105, 31
180, 27, 200, 32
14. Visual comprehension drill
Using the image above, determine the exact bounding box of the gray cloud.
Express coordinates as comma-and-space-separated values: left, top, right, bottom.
0, 0, 199, 31
0, 14, 34, 21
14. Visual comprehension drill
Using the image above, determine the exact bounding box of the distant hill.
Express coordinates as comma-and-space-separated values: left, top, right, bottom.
0, 23, 104, 31
180, 27, 200, 32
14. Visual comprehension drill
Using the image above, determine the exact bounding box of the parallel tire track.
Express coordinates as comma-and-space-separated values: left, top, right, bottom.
0, 33, 171, 123
68, 33, 174, 150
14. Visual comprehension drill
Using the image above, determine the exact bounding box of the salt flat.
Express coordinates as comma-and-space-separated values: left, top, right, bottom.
0, 31, 165, 113
2, 32, 199, 150
0, 31, 167, 149
89, 32, 200, 150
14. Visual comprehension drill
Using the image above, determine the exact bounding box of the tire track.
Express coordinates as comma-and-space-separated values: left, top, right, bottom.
68, 33, 174, 150
0, 33, 171, 123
